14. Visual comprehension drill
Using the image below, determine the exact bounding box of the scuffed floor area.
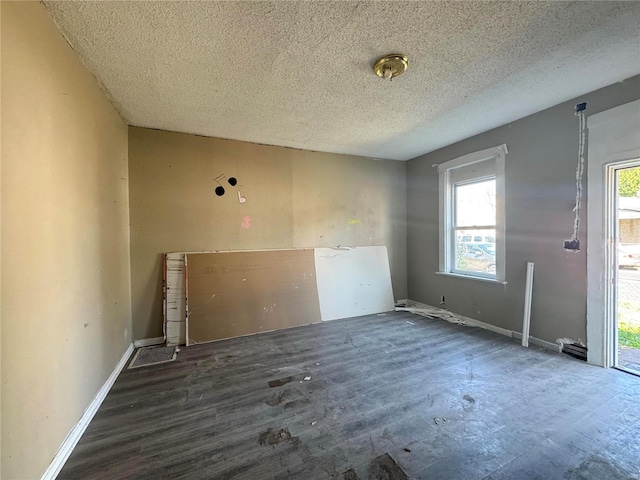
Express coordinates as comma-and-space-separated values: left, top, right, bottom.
59, 312, 639, 479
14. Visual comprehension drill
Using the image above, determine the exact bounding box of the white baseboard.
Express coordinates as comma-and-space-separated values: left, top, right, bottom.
133, 336, 164, 348
404, 300, 559, 352
457, 312, 514, 338
40, 343, 134, 480
512, 332, 561, 353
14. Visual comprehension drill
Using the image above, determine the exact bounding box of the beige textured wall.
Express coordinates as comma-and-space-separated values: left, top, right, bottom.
1, 3, 131, 479
129, 127, 407, 339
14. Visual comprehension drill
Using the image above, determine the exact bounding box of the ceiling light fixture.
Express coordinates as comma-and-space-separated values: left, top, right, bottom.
373, 54, 409, 81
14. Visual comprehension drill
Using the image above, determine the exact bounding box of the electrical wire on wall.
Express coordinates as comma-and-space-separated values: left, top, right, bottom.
564, 102, 587, 252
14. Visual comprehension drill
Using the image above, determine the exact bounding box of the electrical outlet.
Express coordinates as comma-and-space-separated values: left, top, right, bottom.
564, 239, 580, 251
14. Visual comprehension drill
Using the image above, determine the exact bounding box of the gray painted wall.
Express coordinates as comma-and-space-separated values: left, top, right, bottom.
407, 75, 640, 345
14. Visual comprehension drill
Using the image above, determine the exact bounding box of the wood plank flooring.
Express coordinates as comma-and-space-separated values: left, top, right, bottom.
58, 312, 640, 479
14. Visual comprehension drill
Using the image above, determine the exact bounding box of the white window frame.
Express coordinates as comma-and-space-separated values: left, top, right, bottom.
438, 144, 507, 283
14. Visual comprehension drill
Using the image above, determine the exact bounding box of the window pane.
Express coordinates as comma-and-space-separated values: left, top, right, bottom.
455, 179, 496, 227
454, 229, 496, 275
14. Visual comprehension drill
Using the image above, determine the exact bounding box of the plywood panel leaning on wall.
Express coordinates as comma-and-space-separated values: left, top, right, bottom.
186, 250, 322, 344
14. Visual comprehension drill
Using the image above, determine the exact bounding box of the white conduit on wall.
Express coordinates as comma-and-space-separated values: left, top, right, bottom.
521, 262, 534, 347
564, 104, 587, 252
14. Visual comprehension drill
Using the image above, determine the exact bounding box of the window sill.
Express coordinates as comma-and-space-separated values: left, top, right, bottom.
436, 271, 507, 285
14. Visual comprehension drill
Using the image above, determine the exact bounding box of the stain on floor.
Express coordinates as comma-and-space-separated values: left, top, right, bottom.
284, 397, 311, 409
341, 453, 409, 480
265, 391, 286, 406
343, 468, 359, 479
564, 454, 636, 480
268, 376, 292, 388
258, 427, 300, 448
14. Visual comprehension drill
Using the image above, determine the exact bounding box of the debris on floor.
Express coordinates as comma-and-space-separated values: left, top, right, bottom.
395, 303, 470, 326
434, 417, 448, 425
556, 337, 587, 361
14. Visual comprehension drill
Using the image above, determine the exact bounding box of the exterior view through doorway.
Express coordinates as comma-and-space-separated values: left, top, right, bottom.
615, 164, 640, 375
586, 99, 639, 369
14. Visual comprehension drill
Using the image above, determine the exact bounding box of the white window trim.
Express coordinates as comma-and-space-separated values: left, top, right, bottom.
438, 144, 507, 283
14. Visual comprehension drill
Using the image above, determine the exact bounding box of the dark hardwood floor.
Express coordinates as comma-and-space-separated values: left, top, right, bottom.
58, 312, 640, 479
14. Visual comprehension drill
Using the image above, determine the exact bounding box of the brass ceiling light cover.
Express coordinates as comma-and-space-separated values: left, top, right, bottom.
373, 54, 409, 80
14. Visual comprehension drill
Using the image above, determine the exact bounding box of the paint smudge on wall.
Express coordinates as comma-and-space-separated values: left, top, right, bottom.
241, 216, 251, 229
348, 219, 361, 225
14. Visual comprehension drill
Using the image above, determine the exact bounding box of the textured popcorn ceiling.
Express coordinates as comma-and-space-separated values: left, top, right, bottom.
43, 1, 640, 161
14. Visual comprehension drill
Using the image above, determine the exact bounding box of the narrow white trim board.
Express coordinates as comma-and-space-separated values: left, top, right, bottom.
314, 246, 395, 321
521, 262, 534, 347
133, 337, 165, 348
40, 343, 134, 480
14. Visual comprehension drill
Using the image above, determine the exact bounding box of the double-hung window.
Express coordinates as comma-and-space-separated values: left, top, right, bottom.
438, 144, 507, 282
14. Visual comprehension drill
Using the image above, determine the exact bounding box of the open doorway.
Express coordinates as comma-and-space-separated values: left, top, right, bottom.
586, 99, 640, 368
615, 164, 640, 374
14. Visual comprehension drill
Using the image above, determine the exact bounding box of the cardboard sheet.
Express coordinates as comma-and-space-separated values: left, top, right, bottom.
186, 249, 322, 344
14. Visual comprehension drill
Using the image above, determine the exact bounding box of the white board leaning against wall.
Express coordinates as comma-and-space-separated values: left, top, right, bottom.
314, 246, 395, 321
